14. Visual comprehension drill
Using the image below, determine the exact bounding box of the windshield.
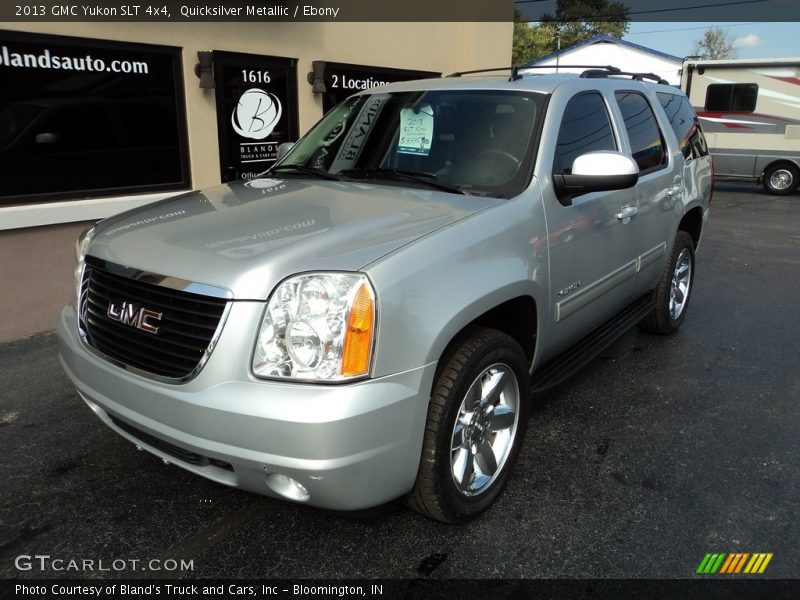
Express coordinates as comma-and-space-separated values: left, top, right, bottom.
274, 89, 543, 198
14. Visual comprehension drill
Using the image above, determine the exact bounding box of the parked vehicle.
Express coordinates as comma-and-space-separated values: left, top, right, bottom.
681, 57, 800, 195
58, 68, 712, 523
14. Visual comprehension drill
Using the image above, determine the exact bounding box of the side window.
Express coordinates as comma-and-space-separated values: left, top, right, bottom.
614, 91, 667, 173
553, 92, 616, 175
656, 91, 709, 160
657, 92, 696, 160
705, 83, 758, 112
689, 125, 709, 159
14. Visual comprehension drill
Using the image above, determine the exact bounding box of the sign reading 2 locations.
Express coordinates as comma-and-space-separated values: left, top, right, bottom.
320, 62, 439, 113
214, 51, 298, 182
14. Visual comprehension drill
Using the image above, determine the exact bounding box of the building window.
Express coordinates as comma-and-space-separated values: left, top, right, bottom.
319, 62, 439, 114
212, 51, 299, 183
614, 91, 667, 173
704, 83, 758, 112
0, 31, 190, 205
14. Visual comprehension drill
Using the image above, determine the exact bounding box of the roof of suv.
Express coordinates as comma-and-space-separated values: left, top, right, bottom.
359, 73, 681, 96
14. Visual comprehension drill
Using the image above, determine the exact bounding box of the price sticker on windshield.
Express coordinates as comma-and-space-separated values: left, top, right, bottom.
398, 104, 434, 156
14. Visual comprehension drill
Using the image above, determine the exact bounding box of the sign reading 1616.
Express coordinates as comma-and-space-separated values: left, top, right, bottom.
242, 69, 270, 84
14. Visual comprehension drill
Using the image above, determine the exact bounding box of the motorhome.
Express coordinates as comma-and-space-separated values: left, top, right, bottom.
681, 57, 800, 195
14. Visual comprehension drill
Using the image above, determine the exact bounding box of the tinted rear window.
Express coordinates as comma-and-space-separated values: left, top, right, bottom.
657, 92, 697, 159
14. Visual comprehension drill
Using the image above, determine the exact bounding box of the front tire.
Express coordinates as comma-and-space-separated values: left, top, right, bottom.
762, 162, 800, 196
407, 327, 530, 523
641, 231, 695, 335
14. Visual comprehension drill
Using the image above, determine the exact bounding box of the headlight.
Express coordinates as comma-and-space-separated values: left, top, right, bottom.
75, 225, 95, 263
253, 273, 376, 382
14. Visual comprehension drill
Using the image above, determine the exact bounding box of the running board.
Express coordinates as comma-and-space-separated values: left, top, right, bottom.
531, 295, 655, 394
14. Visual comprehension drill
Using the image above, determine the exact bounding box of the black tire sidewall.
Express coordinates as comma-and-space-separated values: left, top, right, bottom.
763, 163, 800, 196
641, 230, 696, 335
662, 232, 695, 331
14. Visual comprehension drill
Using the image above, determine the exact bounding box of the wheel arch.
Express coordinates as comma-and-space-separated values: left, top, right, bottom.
760, 158, 800, 181
678, 206, 704, 248
432, 293, 539, 375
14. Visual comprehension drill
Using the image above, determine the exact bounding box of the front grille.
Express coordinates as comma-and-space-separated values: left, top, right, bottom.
109, 415, 233, 471
80, 258, 228, 381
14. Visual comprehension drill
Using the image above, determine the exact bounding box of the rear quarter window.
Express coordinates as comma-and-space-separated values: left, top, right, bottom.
657, 92, 708, 160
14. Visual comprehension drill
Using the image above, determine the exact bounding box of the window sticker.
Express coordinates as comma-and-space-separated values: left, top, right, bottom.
398, 104, 434, 155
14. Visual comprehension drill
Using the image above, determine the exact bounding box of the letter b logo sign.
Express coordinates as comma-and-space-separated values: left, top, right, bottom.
232, 88, 282, 140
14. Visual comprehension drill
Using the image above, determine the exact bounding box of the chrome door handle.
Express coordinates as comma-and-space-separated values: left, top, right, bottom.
666, 184, 682, 197
616, 206, 639, 220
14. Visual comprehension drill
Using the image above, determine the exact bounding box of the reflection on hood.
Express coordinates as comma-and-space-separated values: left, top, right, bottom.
89, 177, 500, 299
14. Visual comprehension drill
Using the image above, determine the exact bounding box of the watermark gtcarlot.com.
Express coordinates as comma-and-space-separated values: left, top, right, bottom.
14, 554, 194, 573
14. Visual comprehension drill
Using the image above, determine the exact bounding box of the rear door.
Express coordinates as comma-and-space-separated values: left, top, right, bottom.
612, 89, 680, 292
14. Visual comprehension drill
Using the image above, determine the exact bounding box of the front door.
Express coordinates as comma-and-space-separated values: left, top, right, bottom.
543, 91, 640, 352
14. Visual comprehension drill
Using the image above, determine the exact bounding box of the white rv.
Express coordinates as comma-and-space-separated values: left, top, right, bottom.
681, 58, 800, 195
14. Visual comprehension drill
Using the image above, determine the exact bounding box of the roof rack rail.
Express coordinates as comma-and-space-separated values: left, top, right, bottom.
445, 64, 622, 82
580, 68, 670, 85
445, 66, 525, 82
520, 64, 622, 73
446, 66, 514, 78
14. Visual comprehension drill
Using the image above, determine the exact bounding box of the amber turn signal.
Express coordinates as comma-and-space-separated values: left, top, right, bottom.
341, 282, 375, 377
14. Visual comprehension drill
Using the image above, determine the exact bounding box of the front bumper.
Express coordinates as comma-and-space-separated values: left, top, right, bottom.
57, 301, 435, 510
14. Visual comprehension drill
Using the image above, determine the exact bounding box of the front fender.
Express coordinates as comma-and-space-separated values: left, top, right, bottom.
365, 189, 549, 379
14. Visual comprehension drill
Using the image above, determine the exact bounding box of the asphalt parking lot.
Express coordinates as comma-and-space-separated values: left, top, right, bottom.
1, 184, 798, 581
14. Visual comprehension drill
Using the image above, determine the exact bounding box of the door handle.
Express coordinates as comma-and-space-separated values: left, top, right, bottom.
616, 206, 639, 220
666, 183, 682, 197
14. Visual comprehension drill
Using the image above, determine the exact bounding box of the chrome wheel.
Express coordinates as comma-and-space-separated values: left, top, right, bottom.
769, 168, 794, 191
408, 328, 530, 522
450, 363, 520, 496
669, 248, 692, 320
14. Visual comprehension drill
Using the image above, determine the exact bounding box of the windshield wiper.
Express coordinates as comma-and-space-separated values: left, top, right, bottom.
270, 164, 345, 181
338, 167, 468, 195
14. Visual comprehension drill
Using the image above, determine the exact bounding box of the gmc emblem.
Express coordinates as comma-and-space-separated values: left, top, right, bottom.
107, 301, 163, 334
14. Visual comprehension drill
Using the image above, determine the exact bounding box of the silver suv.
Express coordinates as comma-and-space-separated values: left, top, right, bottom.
58, 69, 712, 523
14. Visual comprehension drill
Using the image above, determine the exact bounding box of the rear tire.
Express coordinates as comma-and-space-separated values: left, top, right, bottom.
406, 327, 530, 523
641, 231, 695, 335
762, 162, 800, 196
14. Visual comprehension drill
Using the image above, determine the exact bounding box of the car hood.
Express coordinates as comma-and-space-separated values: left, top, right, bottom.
88, 177, 499, 300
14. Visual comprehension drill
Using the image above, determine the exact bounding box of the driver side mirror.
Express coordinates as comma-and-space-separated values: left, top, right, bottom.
554, 151, 639, 203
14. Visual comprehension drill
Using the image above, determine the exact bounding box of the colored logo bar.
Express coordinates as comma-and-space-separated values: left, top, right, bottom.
696, 553, 773, 574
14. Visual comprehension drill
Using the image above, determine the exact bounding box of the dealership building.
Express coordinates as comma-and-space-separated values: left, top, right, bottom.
0, 20, 511, 341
